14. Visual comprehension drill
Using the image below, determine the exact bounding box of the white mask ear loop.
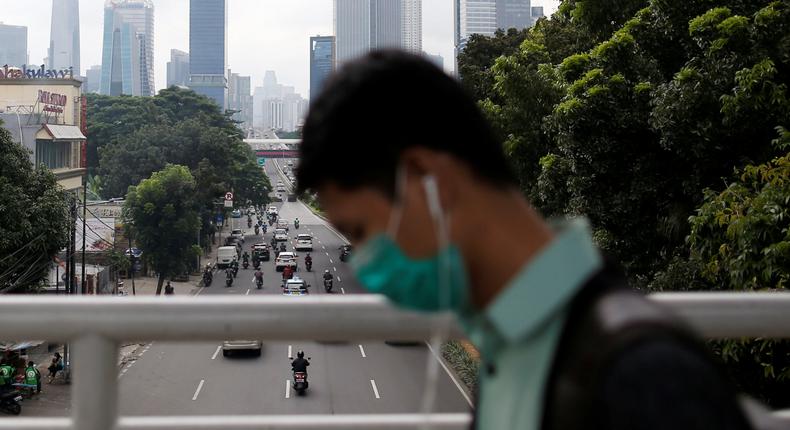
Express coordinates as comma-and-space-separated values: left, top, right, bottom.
386, 164, 409, 239
419, 174, 453, 430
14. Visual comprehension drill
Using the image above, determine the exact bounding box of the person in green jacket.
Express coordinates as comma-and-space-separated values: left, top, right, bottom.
24, 361, 41, 393
0, 360, 15, 389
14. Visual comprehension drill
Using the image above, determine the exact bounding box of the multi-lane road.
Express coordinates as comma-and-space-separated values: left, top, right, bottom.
115, 159, 473, 417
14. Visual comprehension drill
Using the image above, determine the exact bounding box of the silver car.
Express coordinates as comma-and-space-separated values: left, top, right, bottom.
222, 340, 262, 357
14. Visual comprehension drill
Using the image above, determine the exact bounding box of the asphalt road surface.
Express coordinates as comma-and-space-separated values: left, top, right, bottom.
116, 159, 473, 417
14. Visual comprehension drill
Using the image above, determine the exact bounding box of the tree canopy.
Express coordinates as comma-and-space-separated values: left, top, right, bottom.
0, 122, 69, 293
124, 164, 201, 295
459, 0, 790, 406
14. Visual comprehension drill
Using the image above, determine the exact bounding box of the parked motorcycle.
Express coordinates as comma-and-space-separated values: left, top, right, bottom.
324, 278, 333, 293
0, 389, 23, 415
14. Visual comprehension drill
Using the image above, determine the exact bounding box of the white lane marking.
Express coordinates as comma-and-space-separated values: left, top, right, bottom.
120, 368, 128, 374
246, 289, 250, 295
341, 288, 346, 295
325, 252, 329, 256
322, 245, 326, 250
370, 379, 381, 399
285, 379, 291, 398
337, 276, 341, 282
359, 345, 367, 358
426, 343, 474, 408
192, 379, 205, 401
329, 258, 333, 264
288, 345, 292, 358
333, 267, 337, 272
211, 345, 222, 360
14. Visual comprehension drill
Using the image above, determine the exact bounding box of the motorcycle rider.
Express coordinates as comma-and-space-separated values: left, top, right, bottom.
24, 361, 41, 394
291, 350, 310, 375
323, 269, 333, 283
225, 267, 234, 285
282, 265, 294, 281
279, 242, 287, 252
203, 264, 213, 281
305, 253, 313, 270
253, 269, 264, 289
242, 251, 250, 264
294, 218, 300, 229
231, 260, 239, 277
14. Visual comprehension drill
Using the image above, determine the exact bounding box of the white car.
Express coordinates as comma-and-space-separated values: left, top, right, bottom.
268, 206, 278, 215
247, 207, 256, 215
222, 340, 262, 357
277, 219, 289, 231
276, 252, 298, 272
295, 234, 313, 251
282, 277, 309, 296
277, 186, 286, 193
230, 229, 245, 243
274, 228, 288, 242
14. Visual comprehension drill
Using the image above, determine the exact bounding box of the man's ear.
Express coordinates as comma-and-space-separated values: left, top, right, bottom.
398, 148, 459, 213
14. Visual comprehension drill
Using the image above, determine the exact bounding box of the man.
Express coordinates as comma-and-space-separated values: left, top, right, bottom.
296, 50, 752, 429
290, 350, 310, 374
24, 361, 41, 394
282, 265, 294, 281
164, 281, 174, 296
253, 268, 264, 288
0, 360, 12, 390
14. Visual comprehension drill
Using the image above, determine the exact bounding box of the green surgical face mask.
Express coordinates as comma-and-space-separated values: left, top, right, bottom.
349, 171, 470, 313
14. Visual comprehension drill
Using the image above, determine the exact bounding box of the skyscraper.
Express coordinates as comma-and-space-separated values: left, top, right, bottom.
189, 0, 228, 110
454, 0, 531, 59
531, 6, 545, 25
99, 0, 155, 96
334, 0, 403, 66
49, 0, 81, 73
310, 36, 335, 101
0, 23, 28, 65
401, 0, 422, 54
166, 49, 190, 88
228, 71, 253, 130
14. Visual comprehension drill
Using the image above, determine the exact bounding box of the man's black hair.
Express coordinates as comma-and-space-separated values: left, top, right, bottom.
297, 49, 516, 197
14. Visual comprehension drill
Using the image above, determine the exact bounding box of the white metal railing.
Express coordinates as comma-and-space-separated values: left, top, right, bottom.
0, 293, 788, 429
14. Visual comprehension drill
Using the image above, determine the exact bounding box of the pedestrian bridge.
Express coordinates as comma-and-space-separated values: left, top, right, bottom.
0, 293, 788, 430
245, 139, 300, 159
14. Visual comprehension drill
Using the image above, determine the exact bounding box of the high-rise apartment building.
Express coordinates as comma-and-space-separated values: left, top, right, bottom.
401, 0, 422, 54
334, 0, 403, 66
166, 49, 190, 88
0, 23, 28, 66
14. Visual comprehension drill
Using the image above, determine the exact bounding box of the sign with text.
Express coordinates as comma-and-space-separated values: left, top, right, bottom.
0, 64, 75, 80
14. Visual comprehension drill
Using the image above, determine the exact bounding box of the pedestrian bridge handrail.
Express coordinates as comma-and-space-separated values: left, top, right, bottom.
0, 293, 788, 430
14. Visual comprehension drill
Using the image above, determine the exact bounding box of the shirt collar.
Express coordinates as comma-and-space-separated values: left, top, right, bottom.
483, 217, 602, 343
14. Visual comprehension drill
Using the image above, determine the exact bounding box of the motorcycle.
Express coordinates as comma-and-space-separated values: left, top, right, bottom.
232, 264, 239, 278
202, 271, 213, 287
253, 259, 261, 270
243, 259, 249, 269
0, 389, 23, 415
254, 226, 260, 236
256, 278, 264, 290
305, 260, 312, 272
324, 278, 333, 293
263, 225, 268, 234
247, 218, 253, 228
294, 221, 300, 230
225, 272, 234, 288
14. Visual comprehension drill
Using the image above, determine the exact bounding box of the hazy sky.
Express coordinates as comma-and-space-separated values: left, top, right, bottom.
2, 0, 559, 97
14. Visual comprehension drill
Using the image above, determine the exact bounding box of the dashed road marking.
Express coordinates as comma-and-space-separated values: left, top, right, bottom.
285, 379, 291, 398
341, 287, 346, 295
337, 275, 341, 282
211, 345, 221, 360
359, 345, 367, 358
325, 252, 329, 256
246, 289, 250, 295
370, 379, 380, 399
333, 267, 337, 272
192, 379, 205, 401
329, 258, 333, 264
288, 345, 292, 358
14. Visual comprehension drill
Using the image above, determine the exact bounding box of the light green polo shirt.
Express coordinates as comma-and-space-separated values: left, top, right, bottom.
459, 218, 603, 430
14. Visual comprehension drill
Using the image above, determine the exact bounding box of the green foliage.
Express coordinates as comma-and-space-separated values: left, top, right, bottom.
124, 165, 201, 295
89, 87, 271, 241
441, 341, 479, 396
0, 122, 70, 293
459, 0, 790, 404
457, 28, 532, 102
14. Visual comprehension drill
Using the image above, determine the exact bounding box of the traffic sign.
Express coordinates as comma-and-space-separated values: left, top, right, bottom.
257, 157, 266, 167
225, 192, 234, 201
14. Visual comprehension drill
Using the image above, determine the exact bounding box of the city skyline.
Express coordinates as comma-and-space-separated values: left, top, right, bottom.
3, 0, 558, 98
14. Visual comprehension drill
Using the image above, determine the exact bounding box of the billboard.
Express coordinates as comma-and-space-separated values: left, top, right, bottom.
75, 217, 116, 252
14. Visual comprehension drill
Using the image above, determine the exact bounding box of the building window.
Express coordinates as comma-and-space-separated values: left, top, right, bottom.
36, 140, 75, 170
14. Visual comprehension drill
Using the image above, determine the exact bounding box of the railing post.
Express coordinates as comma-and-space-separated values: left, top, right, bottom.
72, 335, 118, 430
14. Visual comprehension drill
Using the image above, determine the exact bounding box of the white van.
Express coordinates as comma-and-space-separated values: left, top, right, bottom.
217, 246, 238, 269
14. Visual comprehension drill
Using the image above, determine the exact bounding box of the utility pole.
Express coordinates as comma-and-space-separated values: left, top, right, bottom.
128, 233, 136, 296
81, 179, 87, 295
